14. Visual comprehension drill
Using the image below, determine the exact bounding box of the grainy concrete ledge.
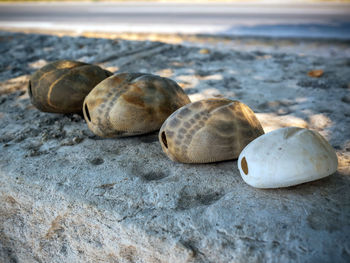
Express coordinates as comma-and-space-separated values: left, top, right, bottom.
0, 31, 349, 262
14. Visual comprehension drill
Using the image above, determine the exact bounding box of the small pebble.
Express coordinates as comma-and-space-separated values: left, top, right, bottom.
199, 48, 210, 54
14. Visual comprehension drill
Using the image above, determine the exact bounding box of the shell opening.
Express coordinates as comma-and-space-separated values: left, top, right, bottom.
161, 131, 168, 148
84, 103, 91, 122
28, 81, 33, 98
241, 157, 248, 175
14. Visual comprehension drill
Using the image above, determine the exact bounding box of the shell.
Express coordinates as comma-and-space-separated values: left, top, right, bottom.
237, 127, 338, 188
28, 60, 112, 113
83, 73, 191, 138
159, 98, 264, 163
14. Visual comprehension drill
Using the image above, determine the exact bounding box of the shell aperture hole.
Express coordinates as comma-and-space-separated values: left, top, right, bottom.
28, 81, 33, 98
84, 103, 91, 122
241, 157, 248, 175
161, 132, 168, 148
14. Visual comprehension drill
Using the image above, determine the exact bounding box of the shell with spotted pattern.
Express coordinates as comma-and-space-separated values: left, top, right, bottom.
28, 60, 112, 113
159, 98, 264, 163
83, 73, 191, 138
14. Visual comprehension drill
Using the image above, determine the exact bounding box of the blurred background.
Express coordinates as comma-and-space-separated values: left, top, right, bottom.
0, 0, 349, 41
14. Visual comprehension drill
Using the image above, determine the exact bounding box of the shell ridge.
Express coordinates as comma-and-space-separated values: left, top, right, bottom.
33, 69, 61, 104
209, 101, 235, 114
283, 127, 303, 140
102, 76, 135, 135
127, 73, 148, 83
235, 102, 265, 136
184, 110, 214, 162
36, 69, 55, 84
46, 72, 69, 110
204, 99, 232, 114
96, 75, 131, 135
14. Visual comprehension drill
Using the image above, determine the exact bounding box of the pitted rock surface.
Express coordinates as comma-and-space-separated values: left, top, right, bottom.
0, 31, 349, 263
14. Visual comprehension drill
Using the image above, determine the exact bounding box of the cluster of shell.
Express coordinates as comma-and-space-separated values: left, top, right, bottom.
29, 60, 338, 189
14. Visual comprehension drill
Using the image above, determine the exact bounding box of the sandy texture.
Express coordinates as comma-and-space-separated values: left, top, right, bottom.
0, 31, 349, 262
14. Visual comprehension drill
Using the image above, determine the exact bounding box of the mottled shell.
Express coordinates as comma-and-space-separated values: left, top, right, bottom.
28, 60, 112, 113
83, 73, 191, 138
159, 98, 264, 163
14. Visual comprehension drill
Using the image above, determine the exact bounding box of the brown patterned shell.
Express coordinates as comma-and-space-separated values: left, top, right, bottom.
83, 73, 191, 138
159, 98, 264, 163
28, 60, 112, 113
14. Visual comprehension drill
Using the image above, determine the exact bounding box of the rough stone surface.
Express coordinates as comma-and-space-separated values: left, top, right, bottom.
0, 31, 349, 263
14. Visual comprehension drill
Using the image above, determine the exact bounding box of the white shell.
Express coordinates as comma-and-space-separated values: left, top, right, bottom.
237, 127, 338, 188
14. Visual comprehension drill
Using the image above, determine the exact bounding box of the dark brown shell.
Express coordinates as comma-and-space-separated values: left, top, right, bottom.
28, 60, 112, 113
83, 73, 191, 138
